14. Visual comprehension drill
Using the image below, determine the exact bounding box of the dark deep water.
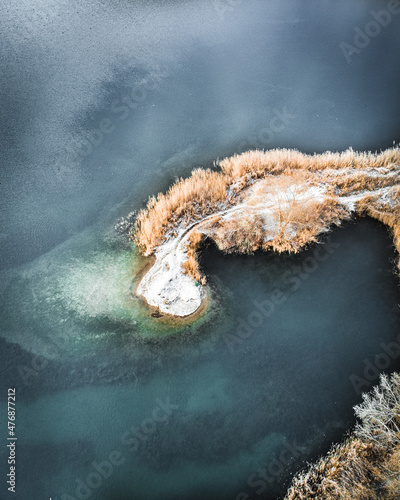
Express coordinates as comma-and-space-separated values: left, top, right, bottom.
1, 1, 400, 499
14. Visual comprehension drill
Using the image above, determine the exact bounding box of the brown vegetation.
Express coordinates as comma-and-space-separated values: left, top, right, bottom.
218, 148, 400, 178
334, 173, 399, 197
285, 439, 383, 500
132, 168, 231, 255
204, 211, 265, 255
181, 229, 207, 284
127, 147, 400, 282
284, 373, 400, 500
263, 193, 350, 254
204, 197, 350, 256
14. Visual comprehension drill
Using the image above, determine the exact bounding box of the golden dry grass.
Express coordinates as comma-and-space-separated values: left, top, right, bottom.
284, 374, 400, 500
219, 148, 400, 178
181, 229, 206, 284
130, 147, 400, 282
284, 439, 383, 500
203, 212, 265, 255
383, 447, 400, 497
334, 173, 399, 196
133, 168, 231, 255
266, 198, 350, 254
133, 147, 400, 250
203, 198, 349, 258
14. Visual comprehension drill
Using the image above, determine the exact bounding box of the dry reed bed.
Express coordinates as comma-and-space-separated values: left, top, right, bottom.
181, 229, 206, 284
202, 198, 349, 255
284, 373, 400, 500
131, 147, 400, 282
218, 148, 400, 178
132, 168, 231, 255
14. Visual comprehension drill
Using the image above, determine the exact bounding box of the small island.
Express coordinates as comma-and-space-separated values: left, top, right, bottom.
124, 148, 400, 317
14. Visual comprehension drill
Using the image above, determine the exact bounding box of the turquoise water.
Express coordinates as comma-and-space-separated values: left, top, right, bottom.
1, 0, 400, 499
1, 217, 400, 499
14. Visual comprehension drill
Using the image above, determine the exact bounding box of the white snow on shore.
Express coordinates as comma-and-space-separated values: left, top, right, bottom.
338, 185, 397, 211
137, 228, 205, 317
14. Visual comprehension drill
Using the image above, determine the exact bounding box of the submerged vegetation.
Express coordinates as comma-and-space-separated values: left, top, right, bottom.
284, 373, 400, 500
122, 147, 400, 316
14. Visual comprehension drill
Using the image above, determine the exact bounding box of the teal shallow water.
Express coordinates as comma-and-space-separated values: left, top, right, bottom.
1, 216, 400, 499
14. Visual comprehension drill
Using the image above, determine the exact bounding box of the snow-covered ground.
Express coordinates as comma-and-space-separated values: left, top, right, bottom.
137, 227, 205, 317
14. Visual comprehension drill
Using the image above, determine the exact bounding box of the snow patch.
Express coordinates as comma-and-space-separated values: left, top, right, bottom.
137, 229, 204, 317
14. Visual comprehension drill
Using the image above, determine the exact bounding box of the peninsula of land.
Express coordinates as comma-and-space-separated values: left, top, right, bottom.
124, 148, 400, 317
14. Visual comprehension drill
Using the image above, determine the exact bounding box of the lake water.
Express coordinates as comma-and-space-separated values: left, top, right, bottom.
1, 1, 400, 499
